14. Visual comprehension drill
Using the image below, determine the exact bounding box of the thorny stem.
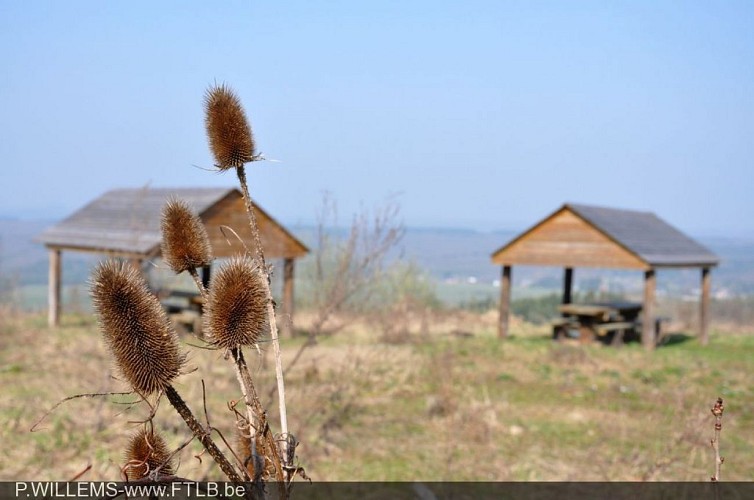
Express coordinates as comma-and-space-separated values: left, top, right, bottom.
187, 266, 255, 481
229, 348, 259, 443
188, 268, 207, 300
236, 164, 290, 475
164, 385, 243, 482
710, 397, 725, 481
231, 347, 286, 487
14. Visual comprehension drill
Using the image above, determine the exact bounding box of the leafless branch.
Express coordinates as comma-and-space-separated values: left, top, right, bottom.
31, 391, 135, 432
307, 193, 404, 338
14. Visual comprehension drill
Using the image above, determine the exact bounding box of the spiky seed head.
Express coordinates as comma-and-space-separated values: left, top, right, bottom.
91, 260, 185, 395
204, 256, 268, 349
160, 197, 212, 274
124, 427, 174, 480
204, 83, 255, 170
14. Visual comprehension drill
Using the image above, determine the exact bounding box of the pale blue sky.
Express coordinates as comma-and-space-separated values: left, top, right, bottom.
1, 1, 753, 236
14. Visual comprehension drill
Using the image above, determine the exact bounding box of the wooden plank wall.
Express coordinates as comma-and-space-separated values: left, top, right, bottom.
201, 193, 307, 260
493, 209, 648, 269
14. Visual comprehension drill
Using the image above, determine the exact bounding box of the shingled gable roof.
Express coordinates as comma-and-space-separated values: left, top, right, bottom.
566, 203, 718, 267
492, 203, 719, 269
37, 187, 308, 258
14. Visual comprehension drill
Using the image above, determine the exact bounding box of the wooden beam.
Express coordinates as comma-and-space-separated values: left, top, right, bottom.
281, 258, 295, 338
642, 269, 656, 350
562, 267, 573, 315
43, 245, 153, 260
498, 265, 512, 339
700, 267, 711, 345
48, 249, 62, 328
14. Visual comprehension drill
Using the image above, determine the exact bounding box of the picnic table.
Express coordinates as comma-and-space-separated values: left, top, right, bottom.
159, 289, 205, 336
554, 301, 642, 344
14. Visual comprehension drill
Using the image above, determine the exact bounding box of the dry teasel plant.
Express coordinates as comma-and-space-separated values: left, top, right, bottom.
152, 83, 299, 489
90, 260, 244, 483
161, 197, 213, 291
123, 426, 175, 481
34, 82, 301, 497
202, 255, 285, 484
203, 83, 296, 481
153, 82, 302, 489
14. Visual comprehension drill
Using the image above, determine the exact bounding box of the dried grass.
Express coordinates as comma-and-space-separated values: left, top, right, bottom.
3, 310, 753, 481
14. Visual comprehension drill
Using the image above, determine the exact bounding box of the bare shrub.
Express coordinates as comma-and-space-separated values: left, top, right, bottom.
371, 261, 440, 344
298, 193, 405, 338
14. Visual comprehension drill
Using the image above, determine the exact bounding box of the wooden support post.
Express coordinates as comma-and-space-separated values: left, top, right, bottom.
498, 265, 512, 339
700, 267, 711, 345
281, 258, 295, 338
48, 248, 62, 328
562, 267, 573, 316
642, 269, 656, 350
201, 265, 211, 290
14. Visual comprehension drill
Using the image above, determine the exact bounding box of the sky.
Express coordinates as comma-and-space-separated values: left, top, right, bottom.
1, 1, 753, 237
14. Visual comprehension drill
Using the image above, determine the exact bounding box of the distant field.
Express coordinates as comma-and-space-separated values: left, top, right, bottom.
9, 285, 92, 313
9, 282, 503, 312
434, 282, 562, 308
10, 282, 754, 332
1, 309, 751, 481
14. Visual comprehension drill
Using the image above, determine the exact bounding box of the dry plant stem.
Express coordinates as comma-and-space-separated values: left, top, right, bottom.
188, 268, 207, 298
228, 347, 261, 476
164, 385, 243, 482
229, 348, 258, 436
186, 267, 254, 483
185, 265, 276, 486
710, 397, 725, 481
236, 164, 290, 466
231, 347, 286, 485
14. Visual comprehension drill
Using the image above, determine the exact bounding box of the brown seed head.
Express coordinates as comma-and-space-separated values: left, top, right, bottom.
204, 256, 268, 349
124, 427, 174, 480
204, 83, 255, 169
91, 260, 185, 395
160, 197, 212, 274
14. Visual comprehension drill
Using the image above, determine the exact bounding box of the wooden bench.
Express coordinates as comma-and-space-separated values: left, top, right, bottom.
551, 317, 580, 340
593, 321, 637, 336
594, 321, 638, 346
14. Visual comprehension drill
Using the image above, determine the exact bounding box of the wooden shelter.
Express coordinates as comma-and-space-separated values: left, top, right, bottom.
491, 203, 719, 349
37, 187, 309, 335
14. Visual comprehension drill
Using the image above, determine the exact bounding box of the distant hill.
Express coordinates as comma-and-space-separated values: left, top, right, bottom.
2, 219, 753, 296
290, 224, 754, 297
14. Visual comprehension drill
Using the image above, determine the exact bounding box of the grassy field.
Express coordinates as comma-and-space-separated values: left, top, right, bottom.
1, 307, 752, 481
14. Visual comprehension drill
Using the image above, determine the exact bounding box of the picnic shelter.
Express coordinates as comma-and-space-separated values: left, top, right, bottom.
491, 203, 719, 349
37, 187, 308, 335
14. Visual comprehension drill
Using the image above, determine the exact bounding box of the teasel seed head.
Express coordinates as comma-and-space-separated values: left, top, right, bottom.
160, 197, 213, 274
204, 256, 268, 349
91, 260, 185, 396
124, 427, 174, 480
204, 83, 255, 170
